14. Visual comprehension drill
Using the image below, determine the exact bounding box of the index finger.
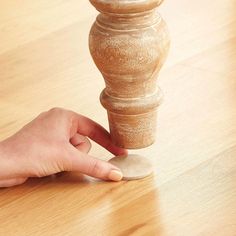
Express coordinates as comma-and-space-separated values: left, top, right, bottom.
70, 112, 128, 156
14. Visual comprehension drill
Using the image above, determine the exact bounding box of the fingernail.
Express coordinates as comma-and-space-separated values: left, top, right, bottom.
108, 170, 123, 181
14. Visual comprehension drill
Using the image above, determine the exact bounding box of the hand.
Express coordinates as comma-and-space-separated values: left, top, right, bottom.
0, 108, 127, 187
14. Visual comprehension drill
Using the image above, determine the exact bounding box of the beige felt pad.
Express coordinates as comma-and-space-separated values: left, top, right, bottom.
109, 154, 153, 180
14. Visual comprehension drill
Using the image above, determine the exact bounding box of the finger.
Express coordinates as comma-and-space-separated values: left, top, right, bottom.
67, 147, 123, 181
70, 113, 128, 156
0, 177, 28, 188
70, 133, 91, 153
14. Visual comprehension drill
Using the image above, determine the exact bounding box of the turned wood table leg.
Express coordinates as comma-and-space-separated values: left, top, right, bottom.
89, 0, 170, 179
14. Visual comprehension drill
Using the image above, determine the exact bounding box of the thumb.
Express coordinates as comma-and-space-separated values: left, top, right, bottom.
0, 177, 28, 188
67, 147, 123, 181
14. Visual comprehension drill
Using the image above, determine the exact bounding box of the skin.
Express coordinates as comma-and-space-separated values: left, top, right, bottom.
0, 108, 127, 187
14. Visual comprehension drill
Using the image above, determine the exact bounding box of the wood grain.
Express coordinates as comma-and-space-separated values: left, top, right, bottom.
0, 0, 236, 235
89, 0, 170, 149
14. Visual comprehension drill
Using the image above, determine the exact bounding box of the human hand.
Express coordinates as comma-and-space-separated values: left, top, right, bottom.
0, 108, 127, 187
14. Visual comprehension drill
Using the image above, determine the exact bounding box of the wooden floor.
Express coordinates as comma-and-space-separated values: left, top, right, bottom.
0, 0, 236, 235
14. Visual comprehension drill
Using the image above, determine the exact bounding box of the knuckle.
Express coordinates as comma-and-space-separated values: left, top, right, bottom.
89, 159, 103, 176
49, 107, 62, 113
48, 107, 73, 122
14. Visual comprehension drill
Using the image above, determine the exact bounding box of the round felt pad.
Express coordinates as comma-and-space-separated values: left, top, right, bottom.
108, 154, 153, 180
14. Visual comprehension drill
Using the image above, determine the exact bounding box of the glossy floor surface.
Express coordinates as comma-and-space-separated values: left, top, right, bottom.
0, 0, 236, 235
